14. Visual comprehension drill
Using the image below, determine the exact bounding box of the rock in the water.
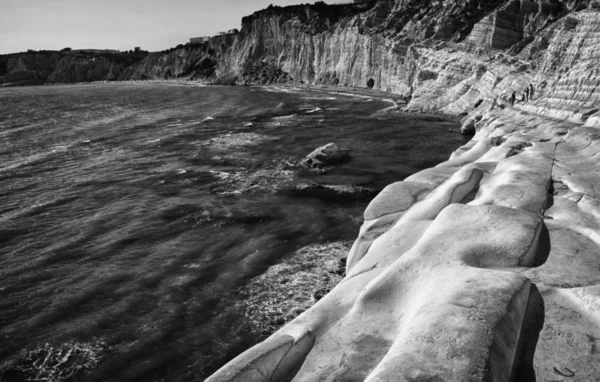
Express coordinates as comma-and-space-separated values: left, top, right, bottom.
290, 182, 376, 201
208, 96, 600, 381
301, 142, 348, 168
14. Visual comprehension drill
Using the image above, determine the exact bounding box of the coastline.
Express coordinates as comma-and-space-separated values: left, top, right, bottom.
207, 87, 600, 381
1, 77, 464, 129
0, 83, 468, 381
4, 0, 600, 379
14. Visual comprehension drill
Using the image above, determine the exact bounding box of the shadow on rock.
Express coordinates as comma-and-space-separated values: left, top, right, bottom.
512, 283, 545, 382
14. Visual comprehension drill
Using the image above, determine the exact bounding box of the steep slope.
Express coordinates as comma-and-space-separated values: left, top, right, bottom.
0, 51, 147, 86
0, 52, 64, 86
120, 0, 590, 96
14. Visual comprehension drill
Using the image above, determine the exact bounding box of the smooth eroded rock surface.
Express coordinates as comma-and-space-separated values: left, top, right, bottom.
207, 57, 600, 380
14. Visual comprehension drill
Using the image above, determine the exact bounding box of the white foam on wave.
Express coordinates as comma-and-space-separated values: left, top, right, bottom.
259, 86, 303, 94
260, 86, 292, 93
147, 138, 161, 143
327, 91, 377, 101
371, 105, 400, 117
169, 120, 203, 128
52, 145, 69, 153
0, 140, 83, 172
0, 121, 46, 139
305, 107, 323, 114
267, 114, 298, 127
301, 96, 337, 101
274, 114, 297, 120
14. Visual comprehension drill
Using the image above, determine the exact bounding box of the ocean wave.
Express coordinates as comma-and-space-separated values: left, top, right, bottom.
371, 105, 400, 117
305, 107, 323, 114
273, 114, 296, 120
259, 86, 302, 94
0, 121, 48, 139
267, 114, 298, 127
0, 83, 465, 381
327, 91, 376, 100
0, 146, 71, 173
301, 96, 337, 100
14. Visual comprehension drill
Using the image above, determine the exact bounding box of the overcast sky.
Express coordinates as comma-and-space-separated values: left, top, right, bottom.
0, 0, 314, 54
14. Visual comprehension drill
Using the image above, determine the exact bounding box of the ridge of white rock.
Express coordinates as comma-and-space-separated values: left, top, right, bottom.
206, 5, 600, 379
208, 101, 600, 380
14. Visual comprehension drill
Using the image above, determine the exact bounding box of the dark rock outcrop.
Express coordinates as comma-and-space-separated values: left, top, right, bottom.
302, 142, 348, 168
0, 52, 63, 86
0, 51, 146, 86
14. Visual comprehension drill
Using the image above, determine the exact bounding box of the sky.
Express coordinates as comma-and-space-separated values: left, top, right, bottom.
0, 0, 317, 54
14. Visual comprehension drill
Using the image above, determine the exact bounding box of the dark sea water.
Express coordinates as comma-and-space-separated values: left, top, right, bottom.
0, 82, 467, 381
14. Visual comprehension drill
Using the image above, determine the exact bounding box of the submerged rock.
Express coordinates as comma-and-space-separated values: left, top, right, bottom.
301, 142, 348, 168
290, 182, 376, 201
209, 156, 300, 197
222, 241, 351, 336
201, 132, 276, 150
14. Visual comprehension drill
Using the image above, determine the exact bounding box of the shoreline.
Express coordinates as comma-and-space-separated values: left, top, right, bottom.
207, 84, 600, 381
0, 83, 468, 381
1, 78, 464, 125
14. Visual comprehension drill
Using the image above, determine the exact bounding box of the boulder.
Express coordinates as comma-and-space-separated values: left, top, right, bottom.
301, 143, 348, 168
460, 114, 482, 135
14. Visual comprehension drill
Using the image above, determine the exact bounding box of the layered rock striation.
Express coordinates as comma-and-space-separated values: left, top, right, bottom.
117, 0, 593, 92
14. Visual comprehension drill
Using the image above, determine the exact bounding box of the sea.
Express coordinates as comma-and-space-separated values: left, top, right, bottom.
0, 82, 468, 381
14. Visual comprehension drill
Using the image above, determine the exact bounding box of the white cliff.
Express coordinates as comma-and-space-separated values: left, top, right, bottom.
205, 1, 600, 381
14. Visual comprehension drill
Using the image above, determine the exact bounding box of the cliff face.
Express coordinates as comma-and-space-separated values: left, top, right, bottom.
0, 51, 146, 86
5, 0, 593, 98
119, 0, 594, 101
117, 35, 235, 81
0, 52, 64, 86
45, 55, 123, 84
201, 1, 600, 381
